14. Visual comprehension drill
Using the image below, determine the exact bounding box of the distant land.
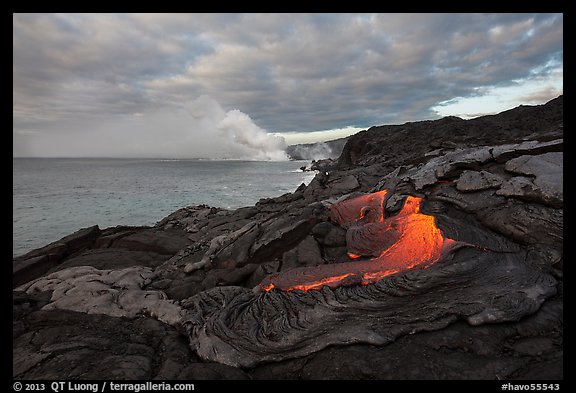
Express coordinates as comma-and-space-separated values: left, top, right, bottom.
286, 136, 349, 161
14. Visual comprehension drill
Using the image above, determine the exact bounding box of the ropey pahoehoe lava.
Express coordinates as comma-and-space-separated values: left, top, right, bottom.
181, 189, 556, 368
260, 190, 458, 292
12, 97, 563, 379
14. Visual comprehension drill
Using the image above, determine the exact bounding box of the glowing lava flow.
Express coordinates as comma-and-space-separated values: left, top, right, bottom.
328, 189, 388, 228
260, 192, 457, 292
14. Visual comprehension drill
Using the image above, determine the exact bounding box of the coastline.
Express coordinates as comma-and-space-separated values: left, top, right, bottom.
13, 159, 315, 257
13, 97, 563, 380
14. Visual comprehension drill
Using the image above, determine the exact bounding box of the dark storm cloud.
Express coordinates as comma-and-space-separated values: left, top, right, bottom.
13, 13, 562, 157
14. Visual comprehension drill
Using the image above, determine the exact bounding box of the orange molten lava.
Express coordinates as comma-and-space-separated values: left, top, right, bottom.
328, 189, 388, 228
260, 191, 457, 292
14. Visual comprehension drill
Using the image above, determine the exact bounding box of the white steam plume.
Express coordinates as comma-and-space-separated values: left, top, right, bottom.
218, 110, 288, 161
20, 95, 289, 160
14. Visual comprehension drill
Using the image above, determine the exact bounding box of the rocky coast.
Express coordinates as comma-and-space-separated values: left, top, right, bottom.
13, 96, 563, 380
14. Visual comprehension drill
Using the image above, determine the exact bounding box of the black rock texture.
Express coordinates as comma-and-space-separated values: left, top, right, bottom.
13, 96, 563, 380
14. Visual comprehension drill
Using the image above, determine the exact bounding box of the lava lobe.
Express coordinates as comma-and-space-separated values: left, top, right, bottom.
260, 191, 457, 292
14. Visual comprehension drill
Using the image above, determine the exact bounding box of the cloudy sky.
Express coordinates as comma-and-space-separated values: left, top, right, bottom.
13, 13, 563, 158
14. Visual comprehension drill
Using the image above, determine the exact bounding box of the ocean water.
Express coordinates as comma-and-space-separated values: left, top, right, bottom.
13, 158, 315, 257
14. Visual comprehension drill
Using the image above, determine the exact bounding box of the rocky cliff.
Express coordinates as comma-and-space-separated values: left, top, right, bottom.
286, 137, 349, 161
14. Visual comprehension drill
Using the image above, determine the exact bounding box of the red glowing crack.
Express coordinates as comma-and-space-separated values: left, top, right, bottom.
260, 191, 457, 292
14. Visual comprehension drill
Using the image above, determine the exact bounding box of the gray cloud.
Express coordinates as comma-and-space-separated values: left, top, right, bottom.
13, 13, 563, 157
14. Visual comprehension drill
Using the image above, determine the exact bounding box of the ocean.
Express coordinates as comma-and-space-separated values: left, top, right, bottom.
13, 158, 315, 257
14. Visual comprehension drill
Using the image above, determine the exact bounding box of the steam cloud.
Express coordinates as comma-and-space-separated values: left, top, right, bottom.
179, 95, 287, 160
19, 96, 288, 160
217, 109, 288, 161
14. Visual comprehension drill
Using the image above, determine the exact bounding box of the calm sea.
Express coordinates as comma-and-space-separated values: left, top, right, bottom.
13, 158, 314, 257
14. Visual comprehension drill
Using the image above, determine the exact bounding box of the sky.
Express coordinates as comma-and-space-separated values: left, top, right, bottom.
13, 13, 563, 159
